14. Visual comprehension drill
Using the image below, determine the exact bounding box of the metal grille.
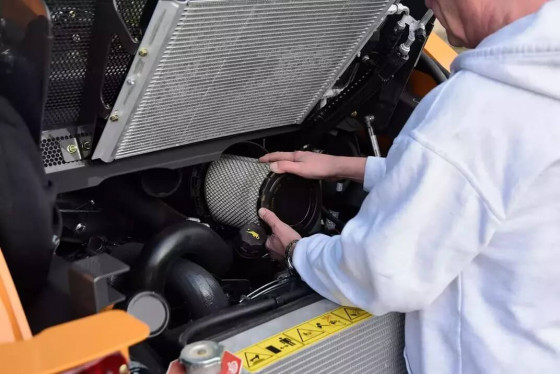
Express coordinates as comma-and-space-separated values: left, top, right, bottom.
41, 137, 66, 167
204, 155, 270, 227
95, 0, 393, 161
44, 0, 96, 129
43, 0, 147, 129
262, 313, 406, 374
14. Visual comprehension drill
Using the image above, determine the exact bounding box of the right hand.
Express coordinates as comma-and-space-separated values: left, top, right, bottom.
259, 151, 340, 180
259, 151, 367, 183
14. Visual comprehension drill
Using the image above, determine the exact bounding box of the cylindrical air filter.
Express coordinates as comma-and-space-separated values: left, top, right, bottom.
204, 155, 321, 235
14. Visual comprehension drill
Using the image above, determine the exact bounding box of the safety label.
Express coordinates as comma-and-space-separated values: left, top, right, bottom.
237, 306, 372, 372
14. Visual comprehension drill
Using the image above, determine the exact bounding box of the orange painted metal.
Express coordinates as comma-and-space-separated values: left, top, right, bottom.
0, 250, 32, 343
424, 32, 458, 72
0, 310, 149, 373
0, 249, 149, 373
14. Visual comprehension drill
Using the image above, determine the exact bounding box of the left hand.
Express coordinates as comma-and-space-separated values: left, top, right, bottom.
258, 208, 301, 260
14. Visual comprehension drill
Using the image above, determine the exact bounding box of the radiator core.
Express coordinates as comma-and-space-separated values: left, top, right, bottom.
93, 0, 393, 162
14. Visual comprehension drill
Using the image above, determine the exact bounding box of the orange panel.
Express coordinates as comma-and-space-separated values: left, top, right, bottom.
424, 32, 458, 72
0, 310, 149, 373
0, 250, 32, 343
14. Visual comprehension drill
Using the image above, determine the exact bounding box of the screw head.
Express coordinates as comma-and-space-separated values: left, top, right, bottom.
138, 48, 148, 57
351, 111, 358, 118
110, 114, 119, 122
66, 144, 78, 154
126, 77, 136, 86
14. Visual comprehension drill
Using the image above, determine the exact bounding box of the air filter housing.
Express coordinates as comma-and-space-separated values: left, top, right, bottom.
203, 155, 321, 235
93, 0, 394, 161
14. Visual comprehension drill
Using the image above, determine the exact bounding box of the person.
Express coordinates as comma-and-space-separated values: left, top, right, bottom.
258, 0, 560, 372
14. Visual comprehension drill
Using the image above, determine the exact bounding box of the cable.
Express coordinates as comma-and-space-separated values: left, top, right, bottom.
419, 52, 448, 84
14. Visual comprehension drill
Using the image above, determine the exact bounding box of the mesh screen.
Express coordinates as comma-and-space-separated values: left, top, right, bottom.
204, 155, 270, 227
43, 0, 147, 129
44, 0, 96, 129
41, 137, 66, 167
107, 0, 392, 159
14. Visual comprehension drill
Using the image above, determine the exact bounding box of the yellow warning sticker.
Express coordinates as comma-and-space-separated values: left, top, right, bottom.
237, 306, 372, 372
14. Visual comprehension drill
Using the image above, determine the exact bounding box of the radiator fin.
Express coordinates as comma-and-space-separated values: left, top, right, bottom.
99, 0, 392, 160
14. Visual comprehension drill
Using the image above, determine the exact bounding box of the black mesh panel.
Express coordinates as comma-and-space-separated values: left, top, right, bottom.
44, 1, 95, 129
43, 0, 148, 130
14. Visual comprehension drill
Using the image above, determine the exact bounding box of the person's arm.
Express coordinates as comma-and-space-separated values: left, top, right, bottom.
290, 135, 502, 315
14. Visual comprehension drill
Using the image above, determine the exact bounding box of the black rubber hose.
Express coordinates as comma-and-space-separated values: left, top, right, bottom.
168, 259, 229, 319
134, 222, 233, 293
176, 286, 313, 346
97, 178, 186, 237
419, 52, 448, 84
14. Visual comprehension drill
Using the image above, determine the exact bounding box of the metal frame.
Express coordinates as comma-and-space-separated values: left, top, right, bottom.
50, 125, 298, 193
92, 0, 187, 162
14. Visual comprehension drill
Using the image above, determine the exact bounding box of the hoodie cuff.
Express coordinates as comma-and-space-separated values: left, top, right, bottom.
363, 157, 386, 192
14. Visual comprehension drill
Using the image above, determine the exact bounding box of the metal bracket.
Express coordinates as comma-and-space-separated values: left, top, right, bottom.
78, 0, 140, 125
68, 253, 129, 317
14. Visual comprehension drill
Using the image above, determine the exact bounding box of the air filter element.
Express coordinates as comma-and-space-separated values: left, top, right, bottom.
93, 0, 394, 161
204, 155, 321, 235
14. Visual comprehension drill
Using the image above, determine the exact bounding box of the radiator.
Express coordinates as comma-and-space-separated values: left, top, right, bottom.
93, 0, 394, 162
220, 299, 406, 374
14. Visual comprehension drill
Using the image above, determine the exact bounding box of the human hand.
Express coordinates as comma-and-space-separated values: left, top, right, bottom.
259, 151, 367, 183
167, 360, 186, 374
258, 208, 301, 260
259, 151, 339, 180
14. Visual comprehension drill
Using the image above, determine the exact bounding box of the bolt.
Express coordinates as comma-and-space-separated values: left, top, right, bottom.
69, 10, 76, 18
138, 48, 148, 57
126, 77, 136, 86
66, 144, 78, 154
351, 111, 358, 118
81, 141, 91, 151
52, 235, 60, 249
74, 223, 86, 234
110, 114, 119, 122
119, 364, 129, 374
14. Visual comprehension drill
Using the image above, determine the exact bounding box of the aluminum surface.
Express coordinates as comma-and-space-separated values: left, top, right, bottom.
221, 299, 406, 374
94, 0, 394, 161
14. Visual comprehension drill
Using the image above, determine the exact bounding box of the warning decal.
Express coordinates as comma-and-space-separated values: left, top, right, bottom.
332, 307, 370, 322
237, 306, 372, 372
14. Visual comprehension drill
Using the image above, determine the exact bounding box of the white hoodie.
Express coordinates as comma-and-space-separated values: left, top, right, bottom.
293, 2, 560, 373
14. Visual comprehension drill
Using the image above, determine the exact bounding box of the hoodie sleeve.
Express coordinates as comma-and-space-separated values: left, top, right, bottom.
363, 156, 386, 192
293, 135, 502, 315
